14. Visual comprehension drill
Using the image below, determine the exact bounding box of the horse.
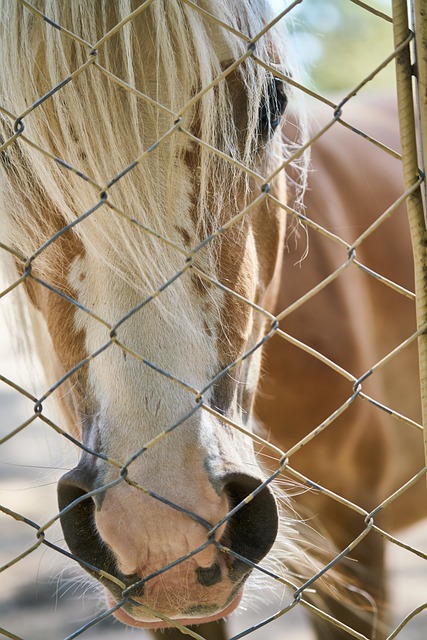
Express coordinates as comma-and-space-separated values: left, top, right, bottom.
0, 1, 425, 639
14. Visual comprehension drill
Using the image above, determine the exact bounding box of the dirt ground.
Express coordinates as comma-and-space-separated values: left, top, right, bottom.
1, 317, 426, 640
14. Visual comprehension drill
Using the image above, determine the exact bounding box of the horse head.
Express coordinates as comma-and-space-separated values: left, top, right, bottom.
1, 1, 298, 627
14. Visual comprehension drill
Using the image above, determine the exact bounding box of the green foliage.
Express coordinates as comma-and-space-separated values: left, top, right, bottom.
290, 0, 395, 93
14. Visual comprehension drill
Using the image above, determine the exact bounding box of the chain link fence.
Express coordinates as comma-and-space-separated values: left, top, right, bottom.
1, 1, 426, 639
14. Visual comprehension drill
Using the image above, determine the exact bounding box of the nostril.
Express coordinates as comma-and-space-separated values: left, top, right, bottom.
196, 562, 222, 587
221, 473, 278, 580
57, 467, 131, 594
58, 466, 96, 508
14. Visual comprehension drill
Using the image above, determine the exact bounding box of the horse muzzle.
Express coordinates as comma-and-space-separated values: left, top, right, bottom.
57, 463, 279, 627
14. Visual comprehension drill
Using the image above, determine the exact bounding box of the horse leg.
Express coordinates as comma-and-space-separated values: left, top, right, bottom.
150, 619, 227, 640
307, 501, 389, 640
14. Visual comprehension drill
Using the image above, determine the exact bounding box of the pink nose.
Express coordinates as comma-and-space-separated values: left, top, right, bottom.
57, 465, 278, 624
94, 479, 229, 577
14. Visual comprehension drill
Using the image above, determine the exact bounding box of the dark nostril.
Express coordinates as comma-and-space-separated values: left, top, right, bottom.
221, 473, 278, 581
196, 562, 222, 587
57, 466, 136, 597
58, 465, 96, 505
58, 467, 112, 566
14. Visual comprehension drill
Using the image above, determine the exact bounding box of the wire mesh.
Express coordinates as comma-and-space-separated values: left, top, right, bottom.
0, 1, 426, 639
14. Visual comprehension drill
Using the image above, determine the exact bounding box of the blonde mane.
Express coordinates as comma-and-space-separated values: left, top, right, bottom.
1, 1, 304, 297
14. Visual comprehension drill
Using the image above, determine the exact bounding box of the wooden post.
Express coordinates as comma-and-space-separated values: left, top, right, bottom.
392, 0, 427, 475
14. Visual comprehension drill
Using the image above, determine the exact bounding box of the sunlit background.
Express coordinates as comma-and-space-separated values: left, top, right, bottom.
284, 0, 394, 92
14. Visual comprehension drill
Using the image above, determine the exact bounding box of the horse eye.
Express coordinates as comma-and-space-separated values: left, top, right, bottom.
258, 76, 288, 135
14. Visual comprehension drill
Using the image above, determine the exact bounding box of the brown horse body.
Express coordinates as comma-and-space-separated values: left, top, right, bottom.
258, 98, 426, 637
158, 100, 426, 640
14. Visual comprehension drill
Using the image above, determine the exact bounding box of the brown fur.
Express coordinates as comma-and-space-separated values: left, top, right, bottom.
255, 100, 426, 638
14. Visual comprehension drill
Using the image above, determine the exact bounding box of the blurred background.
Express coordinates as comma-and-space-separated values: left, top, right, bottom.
286, 0, 395, 92
1, 1, 426, 639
